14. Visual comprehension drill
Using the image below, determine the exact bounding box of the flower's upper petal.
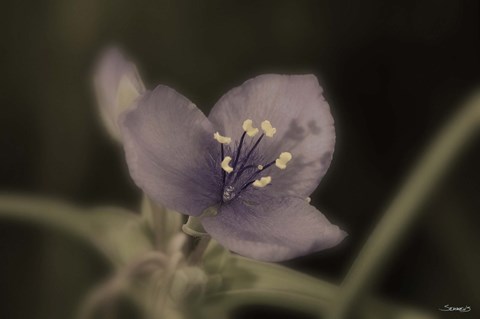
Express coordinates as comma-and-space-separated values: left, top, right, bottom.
121, 85, 221, 216
208, 74, 335, 198
201, 196, 346, 262
94, 48, 146, 140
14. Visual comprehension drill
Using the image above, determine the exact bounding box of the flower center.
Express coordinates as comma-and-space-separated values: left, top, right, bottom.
213, 119, 292, 203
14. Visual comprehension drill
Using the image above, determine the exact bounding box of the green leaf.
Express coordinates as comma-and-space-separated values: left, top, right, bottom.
0, 194, 154, 267
89, 206, 155, 266
141, 196, 185, 251
201, 242, 434, 319
202, 240, 230, 275
202, 250, 333, 317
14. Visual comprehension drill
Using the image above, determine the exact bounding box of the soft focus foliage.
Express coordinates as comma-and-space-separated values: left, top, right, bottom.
1, 1, 479, 319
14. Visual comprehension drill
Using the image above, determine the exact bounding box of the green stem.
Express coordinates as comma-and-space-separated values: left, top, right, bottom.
329, 91, 480, 319
202, 254, 433, 319
188, 236, 212, 265
203, 290, 328, 318
203, 290, 433, 319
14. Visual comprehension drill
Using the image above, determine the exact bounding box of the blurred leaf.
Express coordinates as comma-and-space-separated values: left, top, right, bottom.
201, 241, 435, 319
201, 250, 333, 318
89, 206, 155, 266
0, 194, 154, 267
141, 196, 184, 251
203, 240, 230, 275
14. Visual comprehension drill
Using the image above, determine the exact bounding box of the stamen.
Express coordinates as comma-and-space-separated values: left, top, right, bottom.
233, 134, 264, 181
221, 156, 234, 173
213, 132, 231, 144
232, 131, 246, 169
306, 197, 311, 203
261, 120, 277, 138
253, 176, 272, 188
236, 164, 258, 173
275, 152, 292, 170
241, 160, 274, 185
242, 119, 259, 137
217, 119, 292, 199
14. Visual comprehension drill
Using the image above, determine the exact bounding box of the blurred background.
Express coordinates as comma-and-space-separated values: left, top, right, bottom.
1, 1, 479, 318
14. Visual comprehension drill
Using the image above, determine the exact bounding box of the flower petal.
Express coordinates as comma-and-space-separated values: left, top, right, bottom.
94, 48, 146, 140
208, 74, 335, 198
121, 85, 220, 216
201, 196, 346, 262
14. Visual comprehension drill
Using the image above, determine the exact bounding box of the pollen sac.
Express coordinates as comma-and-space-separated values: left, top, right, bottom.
257, 165, 264, 170
275, 152, 292, 170
221, 156, 234, 173
213, 132, 231, 144
253, 176, 272, 188
242, 119, 259, 137
261, 120, 277, 138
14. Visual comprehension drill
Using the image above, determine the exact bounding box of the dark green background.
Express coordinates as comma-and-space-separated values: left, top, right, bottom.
1, 1, 479, 318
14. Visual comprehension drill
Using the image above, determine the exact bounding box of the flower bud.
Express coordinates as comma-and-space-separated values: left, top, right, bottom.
94, 48, 146, 141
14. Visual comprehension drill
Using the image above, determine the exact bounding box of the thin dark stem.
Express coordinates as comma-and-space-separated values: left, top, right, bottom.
248, 160, 275, 180
236, 164, 258, 174
242, 134, 264, 168
233, 131, 247, 169
260, 160, 276, 171
221, 144, 226, 186
240, 180, 256, 192
239, 160, 276, 191
234, 134, 265, 182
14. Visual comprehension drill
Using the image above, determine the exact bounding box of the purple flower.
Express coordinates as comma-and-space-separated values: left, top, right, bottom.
94, 48, 146, 141
121, 74, 346, 262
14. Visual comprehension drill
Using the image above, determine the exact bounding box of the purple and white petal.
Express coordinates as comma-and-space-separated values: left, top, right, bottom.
201, 196, 346, 262
121, 85, 221, 216
94, 48, 146, 140
208, 74, 335, 198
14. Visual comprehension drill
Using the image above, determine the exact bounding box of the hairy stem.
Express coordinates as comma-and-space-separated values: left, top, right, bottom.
188, 236, 212, 265
329, 91, 480, 319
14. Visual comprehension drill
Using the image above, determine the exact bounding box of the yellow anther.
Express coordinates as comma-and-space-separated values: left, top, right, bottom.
257, 165, 264, 170
261, 120, 277, 137
213, 132, 231, 145
242, 119, 259, 137
253, 176, 271, 188
221, 156, 234, 173
275, 152, 292, 170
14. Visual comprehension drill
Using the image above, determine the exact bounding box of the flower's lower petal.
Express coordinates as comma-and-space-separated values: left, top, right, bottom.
94, 48, 146, 140
121, 85, 220, 216
208, 74, 335, 198
201, 196, 346, 262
